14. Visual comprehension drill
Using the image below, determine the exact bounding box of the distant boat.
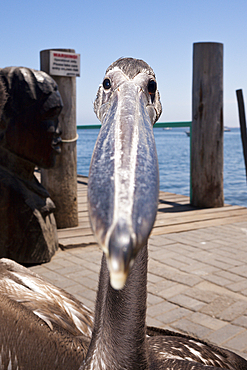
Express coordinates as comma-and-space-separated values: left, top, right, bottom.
163, 127, 172, 130
185, 127, 231, 137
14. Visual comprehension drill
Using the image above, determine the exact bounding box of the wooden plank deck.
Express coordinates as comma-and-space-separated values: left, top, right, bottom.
57, 175, 247, 247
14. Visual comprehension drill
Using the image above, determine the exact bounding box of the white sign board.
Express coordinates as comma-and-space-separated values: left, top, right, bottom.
49, 51, 80, 77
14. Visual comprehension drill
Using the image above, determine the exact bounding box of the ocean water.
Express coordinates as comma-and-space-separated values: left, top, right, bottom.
77, 127, 247, 207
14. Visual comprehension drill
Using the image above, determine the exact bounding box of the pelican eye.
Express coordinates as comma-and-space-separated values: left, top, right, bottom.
103, 78, 111, 90
148, 80, 157, 95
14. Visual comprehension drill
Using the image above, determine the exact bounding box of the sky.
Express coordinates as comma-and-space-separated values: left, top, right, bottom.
1, 0, 247, 127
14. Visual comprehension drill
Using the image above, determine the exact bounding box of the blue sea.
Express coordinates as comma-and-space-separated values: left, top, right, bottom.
77, 127, 247, 208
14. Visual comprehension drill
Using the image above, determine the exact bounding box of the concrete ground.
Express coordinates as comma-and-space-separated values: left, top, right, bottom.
29, 220, 247, 360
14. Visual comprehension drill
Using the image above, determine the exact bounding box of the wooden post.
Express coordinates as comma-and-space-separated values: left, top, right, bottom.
191, 42, 224, 208
236, 89, 247, 179
40, 49, 78, 228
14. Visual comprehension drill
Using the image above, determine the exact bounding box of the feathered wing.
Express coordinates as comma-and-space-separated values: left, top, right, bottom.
147, 326, 247, 369
0, 258, 93, 338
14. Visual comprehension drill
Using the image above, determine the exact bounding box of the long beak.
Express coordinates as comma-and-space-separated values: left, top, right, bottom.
88, 81, 159, 289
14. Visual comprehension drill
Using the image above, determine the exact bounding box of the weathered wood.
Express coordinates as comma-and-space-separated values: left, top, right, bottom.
152, 214, 247, 236
40, 49, 78, 228
55, 175, 247, 247
191, 42, 224, 208
236, 89, 247, 178
0, 68, 63, 263
155, 207, 247, 226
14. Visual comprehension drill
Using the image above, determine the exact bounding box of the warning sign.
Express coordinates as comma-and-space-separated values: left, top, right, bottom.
49, 51, 80, 77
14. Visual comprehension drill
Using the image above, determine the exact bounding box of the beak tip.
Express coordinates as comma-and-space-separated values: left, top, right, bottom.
110, 271, 128, 290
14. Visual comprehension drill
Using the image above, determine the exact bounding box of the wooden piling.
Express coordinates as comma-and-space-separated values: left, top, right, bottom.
236, 89, 247, 179
191, 42, 224, 208
40, 49, 78, 228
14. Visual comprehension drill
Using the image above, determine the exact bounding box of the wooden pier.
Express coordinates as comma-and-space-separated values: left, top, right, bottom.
57, 175, 247, 248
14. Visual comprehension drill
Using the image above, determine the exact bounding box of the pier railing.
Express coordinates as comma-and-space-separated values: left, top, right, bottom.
76, 121, 192, 130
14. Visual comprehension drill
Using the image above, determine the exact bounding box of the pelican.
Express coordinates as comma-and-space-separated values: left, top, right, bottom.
0, 58, 246, 369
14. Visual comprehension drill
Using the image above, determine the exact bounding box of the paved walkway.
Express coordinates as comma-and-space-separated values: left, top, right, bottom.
29, 220, 247, 360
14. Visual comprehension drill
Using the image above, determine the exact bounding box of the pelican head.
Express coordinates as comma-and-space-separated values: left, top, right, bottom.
88, 58, 162, 289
